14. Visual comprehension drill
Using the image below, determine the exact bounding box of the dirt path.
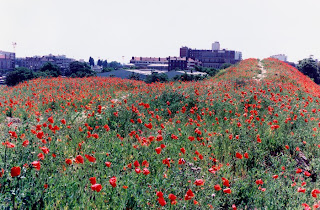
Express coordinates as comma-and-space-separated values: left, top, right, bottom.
255, 61, 267, 81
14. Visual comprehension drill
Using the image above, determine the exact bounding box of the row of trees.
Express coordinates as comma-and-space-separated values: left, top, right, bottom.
6, 61, 96, 86
88, 57, 122, 70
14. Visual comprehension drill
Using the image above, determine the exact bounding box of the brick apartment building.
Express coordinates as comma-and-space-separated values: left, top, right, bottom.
168, 57, 201, 71
0, 50, 15, 70
180, 42, 242, 69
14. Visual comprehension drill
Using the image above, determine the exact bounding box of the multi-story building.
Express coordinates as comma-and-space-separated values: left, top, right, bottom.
0, 50, 15, 71
168, 57, 201, 71
270, 54, 287, 62
179, 42, 242, 69
130, 57, 168, 68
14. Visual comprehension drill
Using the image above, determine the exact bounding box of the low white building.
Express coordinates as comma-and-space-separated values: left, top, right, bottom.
270, 54, 287, 62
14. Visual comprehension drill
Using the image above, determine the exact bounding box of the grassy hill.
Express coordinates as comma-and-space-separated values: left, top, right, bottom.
0, 58, 320, 209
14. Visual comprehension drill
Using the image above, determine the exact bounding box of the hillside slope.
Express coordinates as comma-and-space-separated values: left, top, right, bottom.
0, 59, 320, 209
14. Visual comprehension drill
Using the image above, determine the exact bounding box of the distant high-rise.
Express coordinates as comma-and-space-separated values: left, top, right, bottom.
212, 42, 220, 51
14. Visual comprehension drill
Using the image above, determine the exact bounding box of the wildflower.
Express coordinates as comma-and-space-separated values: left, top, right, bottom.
11, 166, 21, 177
223, 188, 232, 194
184, 189, 194, 200
105, 161, 111, 167
91, 184, 102, 192
76, 155, 84, 164
85, 154, 96, 163
236, 152, 243, 159
194, 179, 205, 186
109, 176, 117, 187
89, 177, 96, 185
214, 184, 221, 191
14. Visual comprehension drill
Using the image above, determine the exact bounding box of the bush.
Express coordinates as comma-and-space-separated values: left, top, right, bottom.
68, 61, 96, 78
6, 67, 38, 86
39, 62, 61, 77
194, 66, 220, 76
173, 73, 206, 81
127, 72, 141, 80
145, 72, 168, 83
102, 67, 114, 72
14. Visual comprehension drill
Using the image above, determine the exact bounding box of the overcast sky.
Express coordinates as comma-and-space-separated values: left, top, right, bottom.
0, 0, 319, 63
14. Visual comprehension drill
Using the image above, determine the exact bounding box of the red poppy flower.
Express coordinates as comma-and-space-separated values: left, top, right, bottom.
0, 168, 4, 177
36, 131, 44, 139
255, 179, 263, 185
40, 146, 49, 154
22, 140, 29, 147
142, 168, 150, 175
155, 147, 162, 154
60, 119, 66, 125
91, 184, 102, 192
180, 147, 186, 154
89, 177, 96, 185
156, 135, 163, 141
105, 161, 111, 167
76, 155, 84, 164
133, 160, 140, 168
184, 189, 194, 200
85, 154, 96, 163
156, 191, 164, 197
32, 161, 41, 170
11, 166, 21, 177
109, 176, 117, 187
222, 177, 230, 187
236, 152, 243, 159
135, 168, 141, 174
194, 179, 204, 186
157, 196, 166, 206
38, 153, 44, 160
168, 194, 176, 201
244, 152, 249, 159
214, 184, 221, 191
65, 158, 72, 165
48, 117, 54, 124
304, 171, 311, 177
223, 188, 231, 194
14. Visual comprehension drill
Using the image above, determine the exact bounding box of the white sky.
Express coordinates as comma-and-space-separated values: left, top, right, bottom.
0, 0, 319, 63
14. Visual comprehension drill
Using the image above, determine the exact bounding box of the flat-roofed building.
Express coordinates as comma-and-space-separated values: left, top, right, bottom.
179, 43, 242, 69
130, 57, 168, 68
0, 50, 15, 70
270, 54, 287, 62
168, 57, 201, 71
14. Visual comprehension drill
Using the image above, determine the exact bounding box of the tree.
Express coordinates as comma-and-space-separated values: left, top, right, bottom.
89, 57, 95, 66
102, 60, 108, 68
220, 63, 232, 69
297, 58, 320, 83
97, 59, 103, 66
6, 67, 38, 86
39, 62, 61, 77
108, 61, 122, 69
68, 61, 96, 78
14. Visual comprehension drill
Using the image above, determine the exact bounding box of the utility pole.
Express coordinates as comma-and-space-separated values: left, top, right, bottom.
12, 42, 17, 53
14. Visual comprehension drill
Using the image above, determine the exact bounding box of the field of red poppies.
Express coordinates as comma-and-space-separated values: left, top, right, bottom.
1, 58, 320, 209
